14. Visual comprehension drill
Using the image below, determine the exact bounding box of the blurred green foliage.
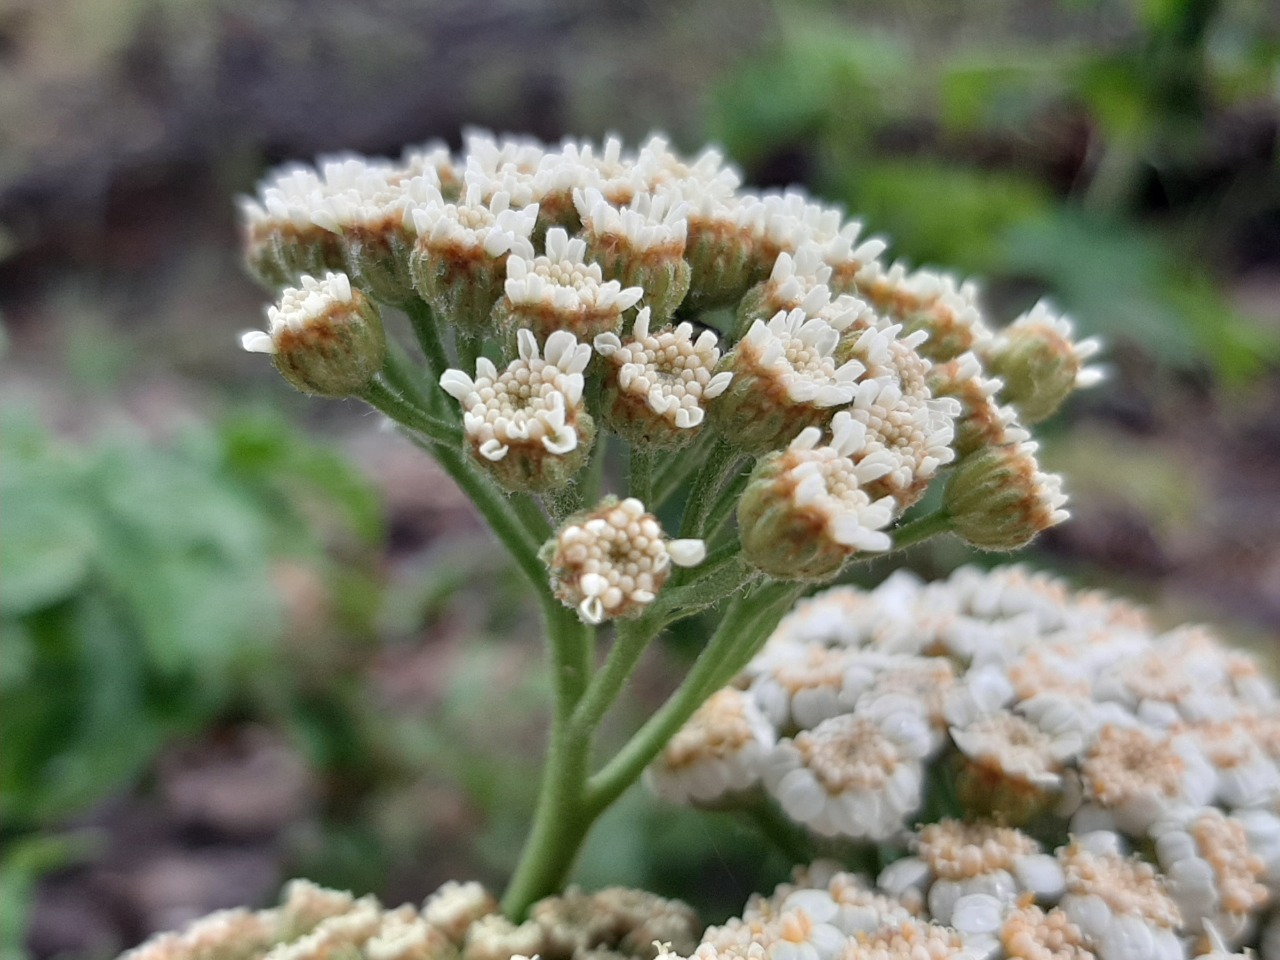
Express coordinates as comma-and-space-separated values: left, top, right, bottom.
710, 0, 1280, 381
0, 411, 384, 954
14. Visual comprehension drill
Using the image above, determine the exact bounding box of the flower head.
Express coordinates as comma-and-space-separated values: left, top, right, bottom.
737, 413, 899, 580
877, 821, 1065, 926
711, 309, 867, 453
648, 688, 776, 805
544, 497, 705, 624
575, 186, 692, 320
763, 707, 932, 840
497, 227, 643, 341
845, 377, 959, 509
440, 329, 594, 491
1057, 832, 1184, 960
241, 272, 385, 397
593, 308, 733, 447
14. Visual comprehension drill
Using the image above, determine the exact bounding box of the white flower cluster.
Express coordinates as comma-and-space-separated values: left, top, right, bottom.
545, 496, 706, 624
440, 329, 592, 465
241, 133, 1095, 556
241, 272, 359, 355
123, 879, 698, 960
650, 564, 1280, 959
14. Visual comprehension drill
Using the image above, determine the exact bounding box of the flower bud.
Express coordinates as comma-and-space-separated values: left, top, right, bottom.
709, 309, 864, 455
928, 353, 1029, 459
575, 186, 692, 322
440, 329, 594, 492
944, 442, 1069, 551
492, 227, 643, 343
239, 163, 348, 288
737, 414, 897, 581
680, 194, 763, 312
240, 273, 385, 398
409, 184, 539, 334
984, 301, 1103, 424
544, 497, 705, 624
593, 308, 732, 448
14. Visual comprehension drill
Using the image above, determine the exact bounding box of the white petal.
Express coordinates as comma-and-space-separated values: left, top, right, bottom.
240, 330, 276, 353
667, 539, 706, 567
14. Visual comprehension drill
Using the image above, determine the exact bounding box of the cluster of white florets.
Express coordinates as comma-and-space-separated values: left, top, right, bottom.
122, 879, 699, 960
544, 497, 706, 624
649, 564, 1280, 960
240, 132, 1099, 574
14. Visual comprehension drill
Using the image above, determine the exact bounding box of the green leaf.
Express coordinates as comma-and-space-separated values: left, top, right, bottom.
87, 438, 281, 686
218, 411, 384, 548
0, 422, 96, 616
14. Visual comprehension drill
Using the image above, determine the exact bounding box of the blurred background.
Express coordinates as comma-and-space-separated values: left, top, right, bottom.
2, 0, 1279, 955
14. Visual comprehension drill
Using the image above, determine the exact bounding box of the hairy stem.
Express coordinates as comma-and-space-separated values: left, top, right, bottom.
890, 508, 953, 550
678, 438, 743, 539
651, 431, 713, 507
404, 297, 453, 378
361, 379, 459, 446
584, 580, 799, 815
628, 445, 655, 504
570, 619, 657, 739
501, 603, 594, 921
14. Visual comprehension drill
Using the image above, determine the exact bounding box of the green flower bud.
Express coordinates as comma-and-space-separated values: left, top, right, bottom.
242, 220, 346, 290
240, 273, 385, 398
409, 184, 540, 334
239, 170, 348, 289
342, 228, 417, 307
984, 302, 1103, 424
576, 187, 691, 322
709, 309, 863, 455
944, 442, 1069, 551
737, 414, 897, 581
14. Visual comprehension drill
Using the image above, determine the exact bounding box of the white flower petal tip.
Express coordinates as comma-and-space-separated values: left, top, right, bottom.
240, 330, 276, 354
667, 539, 707, 567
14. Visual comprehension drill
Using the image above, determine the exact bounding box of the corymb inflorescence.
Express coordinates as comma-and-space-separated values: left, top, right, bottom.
163, 129, 1280, 960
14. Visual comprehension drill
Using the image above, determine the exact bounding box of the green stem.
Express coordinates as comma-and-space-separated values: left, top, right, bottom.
511, 493, 552, 545
360, 379, 459, 446
584, 580, 799, 815
651, 431, 712, 507
890, 508, 953, 550
405, 298, 454, 377
381, 341, 439, 414
628, 445, 655, 504
457, 331, 482, 375
701, 580, 800, 696
650, 546, 749, 628
400, 432, 544, 592
703, 466, 751, 542
582, 433, 608, 507
570, 618, 657, 737
500, 603, 595, 921
678, 438, 742, 539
